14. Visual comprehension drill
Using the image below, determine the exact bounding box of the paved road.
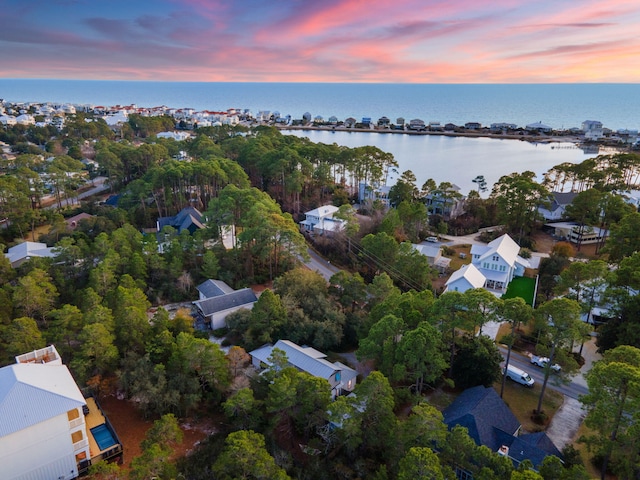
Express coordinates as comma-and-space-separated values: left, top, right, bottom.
43, 176, 109, 209
301, 247, 341, 281
500, 347, 589, 400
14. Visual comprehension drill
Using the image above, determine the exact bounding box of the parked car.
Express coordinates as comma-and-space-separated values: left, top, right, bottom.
503, 365, 535, 387
530, 355, 561, 372
426, 236, 438, 243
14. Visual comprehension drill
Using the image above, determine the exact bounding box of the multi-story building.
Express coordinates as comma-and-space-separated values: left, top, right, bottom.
0, 346, 122, 480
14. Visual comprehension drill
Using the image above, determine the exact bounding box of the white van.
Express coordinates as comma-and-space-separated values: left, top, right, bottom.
504, 365, 535, 387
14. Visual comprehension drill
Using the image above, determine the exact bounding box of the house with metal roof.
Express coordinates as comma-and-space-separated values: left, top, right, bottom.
4, 241, 57, 268
192, 279, 258, 330
444, 263, 486, 293
0, 345, 122, 480
443, 386, 562, 469
299, 205, 345, 235
249, 340, 357, 399
445, 234, 530, 294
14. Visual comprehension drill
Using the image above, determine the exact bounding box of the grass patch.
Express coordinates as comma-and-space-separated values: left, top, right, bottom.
502, 276, 536, 306
445, 244, 472, 271
423, 386, 457, 411
492, 380, 563, 432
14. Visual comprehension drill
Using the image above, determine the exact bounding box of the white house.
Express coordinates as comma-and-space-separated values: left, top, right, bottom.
582, 120, 604, 141
538, 192, 577, 221
192, 279, 258, 330
444, 263, 486, 293
300, 205, 345, 235
544, 222, 608, 245
412, 243, 451, 272
156, 131, 191, 141
0, 346, 122, 480
0, 114, 17, 126
15, 114, 36, 126
249, 340, 358, 399
4, 241, 57, 268
445, 234, 530, 294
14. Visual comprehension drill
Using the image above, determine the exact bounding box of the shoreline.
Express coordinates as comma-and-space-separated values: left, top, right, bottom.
276, 124, 591, 147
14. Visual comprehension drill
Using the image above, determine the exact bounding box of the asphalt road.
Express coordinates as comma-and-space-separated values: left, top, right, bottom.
500, 347, 589, 400
301, 247, 341, 281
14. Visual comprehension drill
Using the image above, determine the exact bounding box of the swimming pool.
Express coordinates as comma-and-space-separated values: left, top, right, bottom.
90, 424, 118, 451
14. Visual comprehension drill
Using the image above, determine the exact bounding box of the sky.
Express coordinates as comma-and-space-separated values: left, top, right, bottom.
1, 0, 640, 83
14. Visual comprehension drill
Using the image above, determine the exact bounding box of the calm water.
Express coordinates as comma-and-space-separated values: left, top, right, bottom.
1, 79, 632, 194
285, 130, 593, 195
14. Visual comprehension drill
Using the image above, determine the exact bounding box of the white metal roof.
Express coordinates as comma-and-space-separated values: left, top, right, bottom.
5, 241, 56, 266
250, 340, 356, 380
446, 263, 486, 290
0, 363, 86, 437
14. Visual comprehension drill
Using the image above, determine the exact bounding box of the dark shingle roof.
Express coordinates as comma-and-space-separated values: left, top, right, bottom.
443, 386, 520, 450
442, 386, 562, 468
157, 207, 204, 233
193, 288, 257, 316
196, 279, 234, 298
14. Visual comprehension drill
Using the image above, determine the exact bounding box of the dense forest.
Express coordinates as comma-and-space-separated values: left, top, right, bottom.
2, 113, 640, 479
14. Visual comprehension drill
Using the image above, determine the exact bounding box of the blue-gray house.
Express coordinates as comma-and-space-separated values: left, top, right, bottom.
442, 386, 562, 469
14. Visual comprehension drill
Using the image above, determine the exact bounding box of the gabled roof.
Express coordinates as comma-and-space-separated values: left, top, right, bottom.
250, 340, 356, 381
304, 205, 339, 218
477, 234, 521, 267
0, 363, 85, 437
196, 279, 235, 298
5, 241, 56, 266
443, 386, 520, 450
193, 288, 257, 316
445, 263, 485, 290
443, 386, 561, 468
158, 207, 204, 233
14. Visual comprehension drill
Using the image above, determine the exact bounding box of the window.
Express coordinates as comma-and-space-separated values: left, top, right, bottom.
71, 430, 84, 444
492, 255, 499, 261
67, 408, 80, 421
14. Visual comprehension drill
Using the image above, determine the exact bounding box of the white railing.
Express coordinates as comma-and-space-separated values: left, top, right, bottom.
73, 438, 89, 452
69, 418, 83, 429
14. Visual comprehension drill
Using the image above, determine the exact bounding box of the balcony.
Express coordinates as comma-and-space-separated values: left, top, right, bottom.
77, 396, 123, 476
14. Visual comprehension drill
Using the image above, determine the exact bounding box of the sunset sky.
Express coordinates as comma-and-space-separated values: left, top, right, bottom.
1, 0, 639, 83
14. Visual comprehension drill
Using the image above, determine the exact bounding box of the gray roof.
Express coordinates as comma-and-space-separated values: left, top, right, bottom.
196, 279, 235, 298
250, 340, 356, 381
0, 363, 86, 437
443, 386, 561, 468
193, 288, 257, 316
158, 206, 204, 233
443, 385, 520, 450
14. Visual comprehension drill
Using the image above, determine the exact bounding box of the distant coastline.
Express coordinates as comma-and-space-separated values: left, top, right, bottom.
278, 124, 581, 144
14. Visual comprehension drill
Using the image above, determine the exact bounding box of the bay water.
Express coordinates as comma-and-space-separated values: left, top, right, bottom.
1, 80, 636, 193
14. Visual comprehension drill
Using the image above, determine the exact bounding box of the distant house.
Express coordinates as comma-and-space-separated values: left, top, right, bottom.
156, 131, 190, 141
358, 182, 391, 208
249, 339, 357, 399
299, 205, 345, 235
526, 122, 552, 133
412, 243, 451, 272
582, 120, 604, 141
544, 221, 608, 245
538, 192, 577, 221
443, 386, 562, 469
4, 241, 57, 268
445, 234, 530, 294
156, 206, 205, 234
0, 345, 122, 480
464, 122, 482, 130
192, 279, 258, 330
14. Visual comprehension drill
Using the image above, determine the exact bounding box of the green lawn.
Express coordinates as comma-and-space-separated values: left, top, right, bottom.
502, 276, 536, 306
